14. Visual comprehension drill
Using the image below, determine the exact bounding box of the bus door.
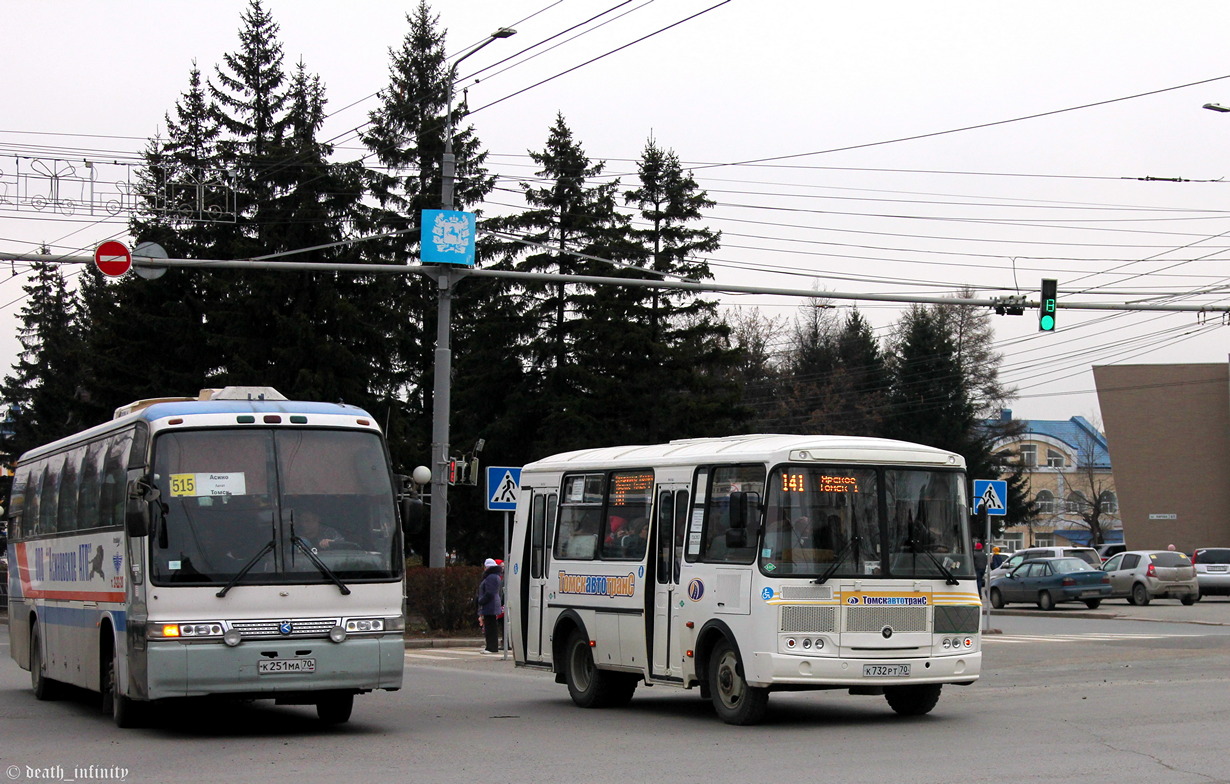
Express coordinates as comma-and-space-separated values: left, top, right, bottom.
523, 490, 556, 664
650, 486, 689, 681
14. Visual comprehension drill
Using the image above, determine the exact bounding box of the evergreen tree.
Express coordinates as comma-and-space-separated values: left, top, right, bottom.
491, 114, 635, 455
885, 304, 974, 451
1, 261, 84, 458
622, 140, 743, 440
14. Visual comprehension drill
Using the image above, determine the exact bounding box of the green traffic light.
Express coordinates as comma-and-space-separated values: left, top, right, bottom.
1039, 313, 1055, 331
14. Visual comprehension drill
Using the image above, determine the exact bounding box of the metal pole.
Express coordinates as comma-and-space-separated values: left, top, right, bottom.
502, 510, 510, 660
428, 269, 453, 568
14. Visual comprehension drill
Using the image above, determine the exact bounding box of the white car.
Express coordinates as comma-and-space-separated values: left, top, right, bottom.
1192, 547, 1230, 599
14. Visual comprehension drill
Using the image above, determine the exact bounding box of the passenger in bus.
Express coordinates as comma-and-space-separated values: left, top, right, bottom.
621, 517, 650, 559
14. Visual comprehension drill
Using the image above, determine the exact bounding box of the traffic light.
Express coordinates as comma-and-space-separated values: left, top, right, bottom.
447, 458, 459, 485
1039, 279, 1057, 331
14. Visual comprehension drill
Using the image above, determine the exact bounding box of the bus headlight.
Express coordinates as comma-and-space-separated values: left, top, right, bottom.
150, 622, 225, 639
329, 626, 348, 643
223, 630, 243, 647
342, 616, 401, 634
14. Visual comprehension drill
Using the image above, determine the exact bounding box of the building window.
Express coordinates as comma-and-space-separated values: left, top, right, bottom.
1035, 490, 1056, 514
1100, 491, 1118, 514
1034, 534, 1054, 547
997, 532, 1023, 552
1046, 449, 1064, 468
1066, 492, 1088, 514
1019, 445, 1037, 467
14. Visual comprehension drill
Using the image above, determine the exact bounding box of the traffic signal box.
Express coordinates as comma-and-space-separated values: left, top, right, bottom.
1039, 279, 1057, 331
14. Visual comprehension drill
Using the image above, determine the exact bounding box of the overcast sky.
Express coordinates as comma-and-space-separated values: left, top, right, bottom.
5, 1, 1230, 428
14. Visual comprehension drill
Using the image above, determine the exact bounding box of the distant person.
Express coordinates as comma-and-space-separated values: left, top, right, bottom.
990, 546, 1007, 570
973, 542, 988, 592
1167, 543, 1176, 551
477, 558, 504, 654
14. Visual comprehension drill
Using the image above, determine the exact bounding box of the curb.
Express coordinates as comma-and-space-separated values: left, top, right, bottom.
404, 637, 484, 649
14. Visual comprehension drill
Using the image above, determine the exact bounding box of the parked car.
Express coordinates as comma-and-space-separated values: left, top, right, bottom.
1096, 543, 1126, 561
989, 556, 1112, 611
1191, 547, 1230, 598
988, 546, 1102, 583
1100, 550, 1198, 605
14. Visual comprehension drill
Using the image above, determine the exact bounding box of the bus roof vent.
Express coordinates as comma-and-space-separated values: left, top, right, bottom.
199, 386, 288, 402
114, 387, 288, 419
113, 396, 197, 419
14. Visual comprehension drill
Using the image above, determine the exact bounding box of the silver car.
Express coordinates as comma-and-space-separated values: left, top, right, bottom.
1100, 550, 1199, 606
1192, 547, 1230, 599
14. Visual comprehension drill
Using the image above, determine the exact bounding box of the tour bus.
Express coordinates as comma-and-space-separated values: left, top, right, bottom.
507, 434, 981, 724
6, 387, 409, 727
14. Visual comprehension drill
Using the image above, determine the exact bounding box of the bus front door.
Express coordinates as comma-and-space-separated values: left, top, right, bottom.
651, 487, 688, 681
523, 491, 556, 664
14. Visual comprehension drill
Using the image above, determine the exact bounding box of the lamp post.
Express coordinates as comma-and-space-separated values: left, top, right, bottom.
426, 27, 516, 569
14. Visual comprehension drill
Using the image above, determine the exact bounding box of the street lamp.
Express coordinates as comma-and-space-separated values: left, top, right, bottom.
426, 27, 516, 569
1203, 103, 1230, 113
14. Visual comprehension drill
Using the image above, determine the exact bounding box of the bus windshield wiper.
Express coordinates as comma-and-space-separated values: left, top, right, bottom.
908, 539, 960, 586
216, 540, 275, 598
291, 536, 352, 596
814, 535, 861, 585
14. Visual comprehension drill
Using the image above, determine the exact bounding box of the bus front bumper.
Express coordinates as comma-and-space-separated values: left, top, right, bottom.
749, 649, 981, 688
143, 634, 404, 700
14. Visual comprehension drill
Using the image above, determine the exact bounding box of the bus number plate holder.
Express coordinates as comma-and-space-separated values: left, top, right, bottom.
259, 658, 316, 674
862, 663, 909, 677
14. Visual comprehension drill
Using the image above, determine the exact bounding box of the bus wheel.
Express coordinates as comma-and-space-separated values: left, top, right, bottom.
564, 630, 615, 708
102, 651, 146, 728
708, 638, 768, 725
30, 622, 61, 701
885, 684, 942, 716
316, 692, 354, 725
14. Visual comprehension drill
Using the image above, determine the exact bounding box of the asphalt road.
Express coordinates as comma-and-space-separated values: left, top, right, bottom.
1, 602, 1228, 784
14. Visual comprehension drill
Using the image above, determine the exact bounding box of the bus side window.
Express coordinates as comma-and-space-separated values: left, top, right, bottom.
76, 440, 104, 530
701, 465, 763, 565
38, 459, 60, 536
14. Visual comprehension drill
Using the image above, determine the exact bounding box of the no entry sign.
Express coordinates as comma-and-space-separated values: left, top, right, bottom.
94, 241, 132, 277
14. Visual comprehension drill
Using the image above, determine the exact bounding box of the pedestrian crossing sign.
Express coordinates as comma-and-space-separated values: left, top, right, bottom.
973, 479, 1008, 516
486, 466, 522, 511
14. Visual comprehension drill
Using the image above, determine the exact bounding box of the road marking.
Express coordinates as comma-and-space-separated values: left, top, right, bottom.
405, 648, 497, 660
985, 633, 1200, 644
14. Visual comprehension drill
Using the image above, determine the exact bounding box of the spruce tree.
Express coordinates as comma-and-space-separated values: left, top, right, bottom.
623, 140, 743, 440
1, 260, 84, 458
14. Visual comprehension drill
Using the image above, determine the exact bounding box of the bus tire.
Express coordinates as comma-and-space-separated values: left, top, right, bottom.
102, 651, 146, 729
605, 673, 639, 708
30, 622, 62, 701
316, 692, 354, 725
885, 683, 942, 716
708, 638, 769, 725
564, 630, 615, 708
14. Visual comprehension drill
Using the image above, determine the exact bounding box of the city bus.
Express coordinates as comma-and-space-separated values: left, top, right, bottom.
506, 434, 981, 724
6, 387, 409, 727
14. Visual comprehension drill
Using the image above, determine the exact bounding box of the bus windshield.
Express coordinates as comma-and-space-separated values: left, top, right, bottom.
760, 465, 972, 579
150, 428, 400, 586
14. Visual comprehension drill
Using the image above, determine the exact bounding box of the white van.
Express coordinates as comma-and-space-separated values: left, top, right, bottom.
989, 546, 1102, 582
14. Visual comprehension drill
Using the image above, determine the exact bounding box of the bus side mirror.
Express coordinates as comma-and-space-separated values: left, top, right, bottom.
400, 497, 425, 535
727, 491, 760, 530
125, 477, 160, 538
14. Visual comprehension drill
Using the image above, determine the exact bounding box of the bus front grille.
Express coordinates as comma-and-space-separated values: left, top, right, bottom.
844, 606, 928, 633
228, 618, 341, 639
780, 605, 837, 633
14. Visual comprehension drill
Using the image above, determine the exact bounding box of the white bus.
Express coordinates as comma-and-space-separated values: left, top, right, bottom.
507, 434, 982, 724
6, 387, 410, 727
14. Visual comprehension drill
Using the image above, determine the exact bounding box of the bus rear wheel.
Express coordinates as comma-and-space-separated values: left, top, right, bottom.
30, 622, 62, 701
564, 630, 621, 708
884, 683, 942, 716
708, 638, 769, 725
316, 692, 354, 725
